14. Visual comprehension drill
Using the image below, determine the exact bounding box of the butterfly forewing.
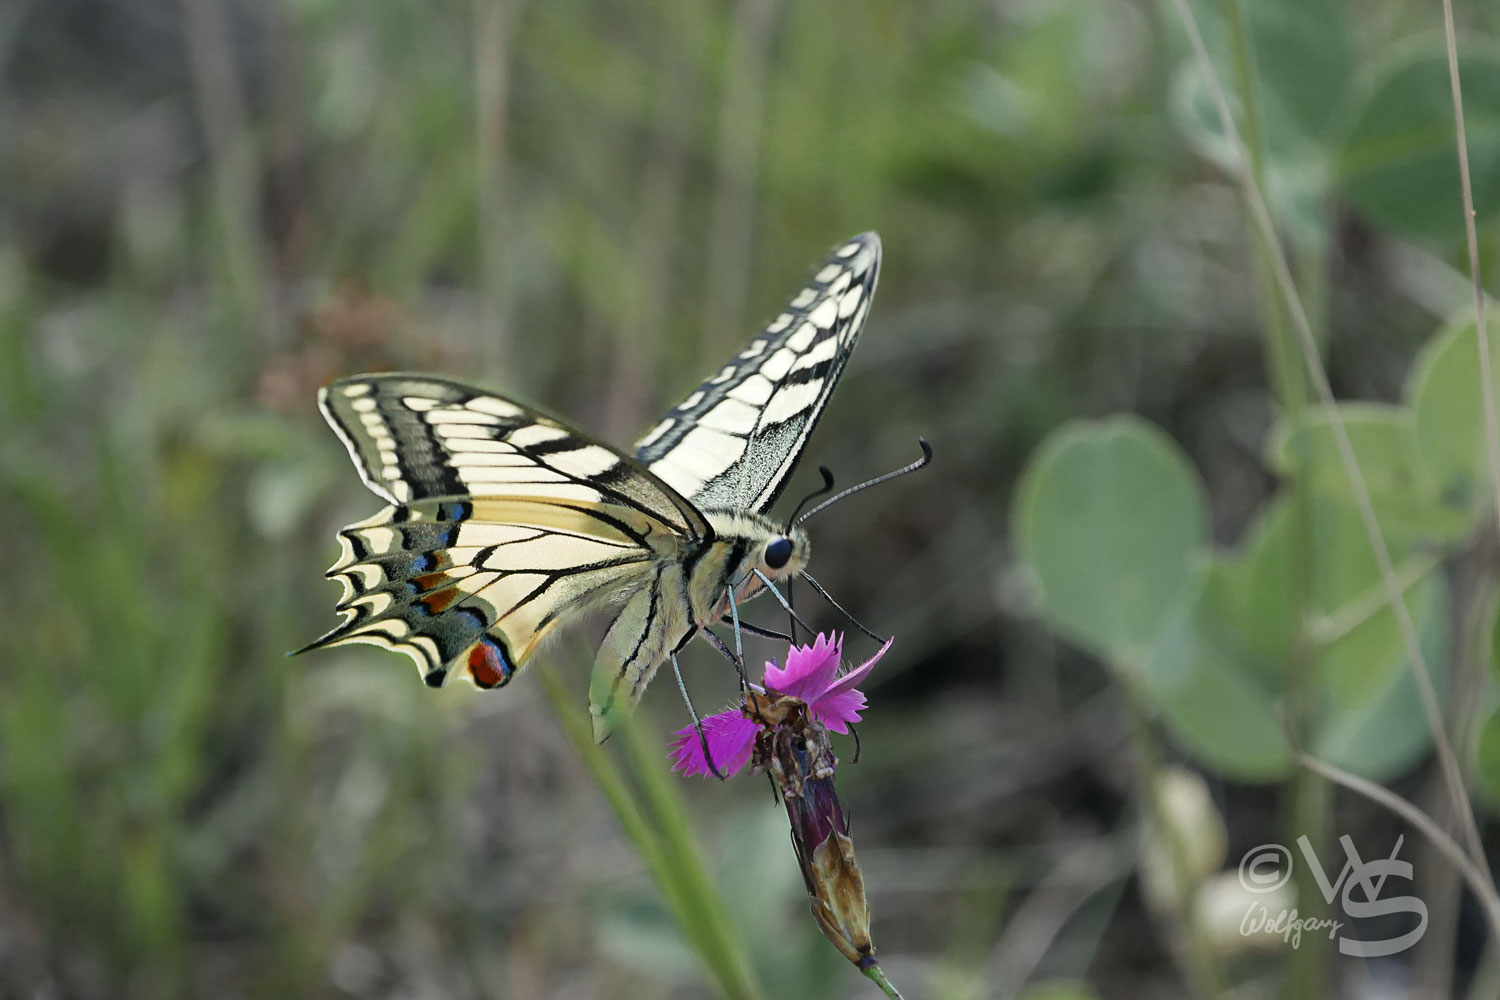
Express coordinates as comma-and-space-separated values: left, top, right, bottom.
635, 232, 880, 512
320, 374, 710, 539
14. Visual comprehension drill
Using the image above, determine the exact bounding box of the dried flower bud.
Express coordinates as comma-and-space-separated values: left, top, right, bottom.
766, 714, 875, 968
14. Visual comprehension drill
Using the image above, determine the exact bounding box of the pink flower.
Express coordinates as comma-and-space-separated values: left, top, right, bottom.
669, 633, 891, 778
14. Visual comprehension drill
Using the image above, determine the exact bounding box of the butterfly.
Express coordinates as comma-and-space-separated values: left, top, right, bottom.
301, 232, 881, 740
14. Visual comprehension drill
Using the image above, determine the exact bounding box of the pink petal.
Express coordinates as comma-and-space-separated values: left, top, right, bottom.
812, 689, 867, 734
763, 632, 843, 700
810, 638, 892, 732
819, 638, 892, 701
669, 710, 758, 777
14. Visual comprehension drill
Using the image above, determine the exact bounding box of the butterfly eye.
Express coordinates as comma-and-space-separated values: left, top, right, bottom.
764, 537, 793, 570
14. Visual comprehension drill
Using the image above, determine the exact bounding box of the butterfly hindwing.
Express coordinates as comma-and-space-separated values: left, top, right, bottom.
635, 232, 881, 512
301, 497, 675, 689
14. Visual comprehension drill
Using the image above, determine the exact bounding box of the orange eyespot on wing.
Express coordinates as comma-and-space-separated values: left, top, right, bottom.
412, 572, 451, 591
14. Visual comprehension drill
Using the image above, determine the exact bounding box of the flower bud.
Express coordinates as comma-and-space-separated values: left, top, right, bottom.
774, 719, 875, 968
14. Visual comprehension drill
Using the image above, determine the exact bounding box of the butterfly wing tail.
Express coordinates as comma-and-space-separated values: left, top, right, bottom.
293, 500, 532, 688
298, 498, 655, 691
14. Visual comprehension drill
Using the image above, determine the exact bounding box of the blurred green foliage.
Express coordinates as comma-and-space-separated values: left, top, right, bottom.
2, 0, 1499, 997
1015, 0, 1500, 789
1013, 0, 1500, 995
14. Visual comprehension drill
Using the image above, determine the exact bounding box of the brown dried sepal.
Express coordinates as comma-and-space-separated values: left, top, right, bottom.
747, 696, 875, 968
799, 823, 875, 968
743, 690, 806, 730
743, 693, 837, 796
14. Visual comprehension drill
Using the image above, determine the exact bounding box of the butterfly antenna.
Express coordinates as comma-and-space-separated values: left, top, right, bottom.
801, 571, 886, 644
782, 468, 833, 646
785, 466, 836, 529
672, 653, 727, 780
850, 722, 862, 765
795, 439, 933, 526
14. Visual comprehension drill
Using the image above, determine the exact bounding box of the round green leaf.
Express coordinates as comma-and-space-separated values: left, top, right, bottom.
1199, 496, 1300, 680
1246, 0, 1358, 145
1168, 0, 1355, 154
1167, 0, 1355, 245
1268, 403, 1409, 489
1178, 493, 1448, 783
1313, 573, 1449, 781
1408, 313, 1500, 521
1144, 600, 1293, 781
1267, 402, 1469, 542
1014, 416, 1209, 665
1170, 69, 1331, 246
1339, 45, 1500, 244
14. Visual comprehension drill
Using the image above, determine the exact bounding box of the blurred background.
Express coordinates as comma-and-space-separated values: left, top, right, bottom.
4, 0, 1500, 997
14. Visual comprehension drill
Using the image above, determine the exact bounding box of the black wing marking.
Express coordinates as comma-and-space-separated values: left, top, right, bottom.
635, 232, 881, 513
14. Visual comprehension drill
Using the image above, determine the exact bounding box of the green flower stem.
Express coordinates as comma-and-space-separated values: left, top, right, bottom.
534, 668, 702, 953
535, 666, 765, 1000
1220, 1, 1329, 996
860, 961, 908, 1000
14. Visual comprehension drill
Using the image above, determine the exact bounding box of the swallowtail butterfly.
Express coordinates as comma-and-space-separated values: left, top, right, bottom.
301, 232, 881, 739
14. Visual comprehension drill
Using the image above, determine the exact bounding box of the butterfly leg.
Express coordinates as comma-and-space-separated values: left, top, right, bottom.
751, 569, 819, 638
726, 583, 745, 671
787, 577, 799, 644
799, 571, 888, 644
701, 628, 750, 689
714, 582, 753, 692
718, 616, 791, 641
671, 653, 727, 781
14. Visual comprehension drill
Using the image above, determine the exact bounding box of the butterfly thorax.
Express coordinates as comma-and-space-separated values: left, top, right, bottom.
686, 509, 810, 624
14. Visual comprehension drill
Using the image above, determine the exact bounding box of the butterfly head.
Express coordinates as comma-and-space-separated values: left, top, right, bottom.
758, 526, 810, 581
